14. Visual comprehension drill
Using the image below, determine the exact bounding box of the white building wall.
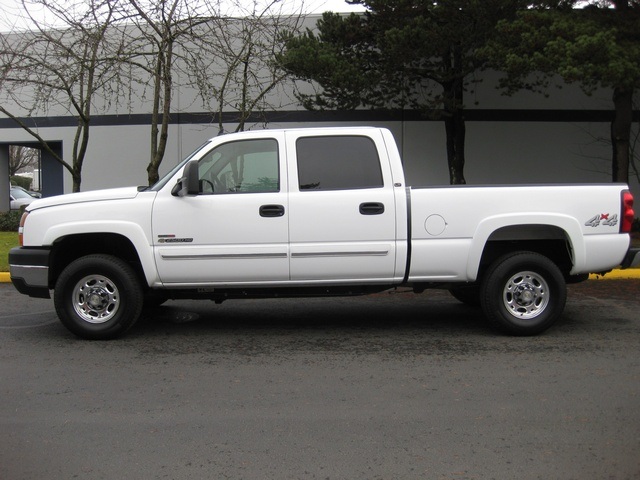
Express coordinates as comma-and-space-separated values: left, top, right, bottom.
2, 109, 637, 201
1, 27, 637, 202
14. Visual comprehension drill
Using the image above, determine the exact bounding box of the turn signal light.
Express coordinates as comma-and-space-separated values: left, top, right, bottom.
18, 211, 29, 246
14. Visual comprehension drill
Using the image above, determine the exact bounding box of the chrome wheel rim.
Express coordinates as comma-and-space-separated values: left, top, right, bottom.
72, 275, 120, 324
502, 270, 549, 320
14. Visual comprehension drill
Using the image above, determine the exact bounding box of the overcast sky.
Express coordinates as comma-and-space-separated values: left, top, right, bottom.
0, 0, 366, 32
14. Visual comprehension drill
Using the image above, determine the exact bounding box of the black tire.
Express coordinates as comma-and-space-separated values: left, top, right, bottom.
480, 251, 567, 336
54, 254, 144, 340
449, 285, 481, 307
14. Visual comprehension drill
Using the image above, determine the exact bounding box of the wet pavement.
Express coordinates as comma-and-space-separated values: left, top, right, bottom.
1, 280, 639, 479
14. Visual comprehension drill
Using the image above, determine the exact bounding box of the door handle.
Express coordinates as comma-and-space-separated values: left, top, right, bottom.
260, 204, 285, 217
359, 202, 385, 215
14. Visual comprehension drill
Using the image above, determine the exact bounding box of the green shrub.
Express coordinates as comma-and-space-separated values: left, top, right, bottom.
10, 176, 32, 189
0, 210, 22, 232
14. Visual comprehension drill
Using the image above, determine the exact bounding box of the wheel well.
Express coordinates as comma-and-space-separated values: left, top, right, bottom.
478, 225, 573, 279
49, 233, 144, 288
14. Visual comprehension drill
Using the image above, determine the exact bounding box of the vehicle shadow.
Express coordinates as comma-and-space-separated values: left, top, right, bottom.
114, 288, 616, 358
136, 290, 483, 333
122, 290, 503, 355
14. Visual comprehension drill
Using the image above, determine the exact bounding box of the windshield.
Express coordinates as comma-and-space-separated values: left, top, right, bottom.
11, 188, 33, 199
149, 141, 212, 192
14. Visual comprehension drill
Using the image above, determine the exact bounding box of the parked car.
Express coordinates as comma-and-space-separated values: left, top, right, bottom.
10, 186, 37, 210
11, 185, 42, 198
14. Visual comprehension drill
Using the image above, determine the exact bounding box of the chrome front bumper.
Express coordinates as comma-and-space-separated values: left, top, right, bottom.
9, 247, 51, 299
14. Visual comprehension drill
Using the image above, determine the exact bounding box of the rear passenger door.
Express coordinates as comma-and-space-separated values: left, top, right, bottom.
286, 129, 398, 283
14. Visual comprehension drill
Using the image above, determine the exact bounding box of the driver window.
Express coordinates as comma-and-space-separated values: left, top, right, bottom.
197, 138, 279, 194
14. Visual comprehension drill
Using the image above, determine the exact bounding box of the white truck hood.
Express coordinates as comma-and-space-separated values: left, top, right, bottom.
25, 186, 144, 211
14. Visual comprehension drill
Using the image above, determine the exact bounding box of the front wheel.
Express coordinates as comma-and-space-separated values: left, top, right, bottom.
54, 254, 144, 340
480, 251, 567, 336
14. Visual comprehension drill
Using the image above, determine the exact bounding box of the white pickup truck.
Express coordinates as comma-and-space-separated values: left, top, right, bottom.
9, 127, 639, 339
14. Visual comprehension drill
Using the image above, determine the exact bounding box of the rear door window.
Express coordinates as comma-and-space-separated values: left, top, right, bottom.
296, 136, 383, 191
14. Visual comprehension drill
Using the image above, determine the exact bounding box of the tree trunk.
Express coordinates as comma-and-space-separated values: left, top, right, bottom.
147, 42, 173, 186
442, 43, 467, 186
72, 166, 82, 193
442, 71, 467, 185
444, 109, 467, 185
610, 0, 632, 184
611, 85, 632, 183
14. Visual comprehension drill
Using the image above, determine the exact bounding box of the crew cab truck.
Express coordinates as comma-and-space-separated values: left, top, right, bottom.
9, 127, 639, 340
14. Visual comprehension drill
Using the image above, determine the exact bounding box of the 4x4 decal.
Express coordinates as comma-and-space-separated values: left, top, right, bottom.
585, 213, 618, 228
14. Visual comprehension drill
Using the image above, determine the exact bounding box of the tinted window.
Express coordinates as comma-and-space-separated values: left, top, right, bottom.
296, 136, 383, 191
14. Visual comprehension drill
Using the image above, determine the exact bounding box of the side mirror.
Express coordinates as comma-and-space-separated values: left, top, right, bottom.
171, 161, 200, 197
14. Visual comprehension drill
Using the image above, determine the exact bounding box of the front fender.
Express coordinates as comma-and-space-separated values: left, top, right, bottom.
43, 221, 159, 286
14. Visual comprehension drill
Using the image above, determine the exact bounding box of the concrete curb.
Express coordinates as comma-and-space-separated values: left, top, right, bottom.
1, 270, 639, 284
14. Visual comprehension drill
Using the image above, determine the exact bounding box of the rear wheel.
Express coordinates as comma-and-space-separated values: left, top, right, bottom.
480, 251, 567, 336
54, 254, 144, 340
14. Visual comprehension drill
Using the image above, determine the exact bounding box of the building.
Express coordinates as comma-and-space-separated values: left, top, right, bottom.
1, 13, 638, 212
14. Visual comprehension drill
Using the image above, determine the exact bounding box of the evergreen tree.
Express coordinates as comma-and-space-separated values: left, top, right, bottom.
483, 1, 640, 183
280, 0, 527, 184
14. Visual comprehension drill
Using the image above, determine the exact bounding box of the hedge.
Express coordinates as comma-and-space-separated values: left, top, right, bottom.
0, 211, 22, 232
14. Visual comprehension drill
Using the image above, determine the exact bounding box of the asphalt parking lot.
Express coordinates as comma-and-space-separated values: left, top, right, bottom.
1, 278, 639, 480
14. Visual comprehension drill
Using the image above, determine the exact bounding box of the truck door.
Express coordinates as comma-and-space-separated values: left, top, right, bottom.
152, 134, 289, 285
286, 130, 398, 283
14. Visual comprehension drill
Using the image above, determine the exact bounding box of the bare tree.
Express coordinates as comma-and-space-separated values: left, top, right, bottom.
124, 0, 216, 185
0, 0, 131, 191
121, 0, 307, 184
188, 0, 307, 134
1, 0, 310, 190
8, 145, 39, 177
